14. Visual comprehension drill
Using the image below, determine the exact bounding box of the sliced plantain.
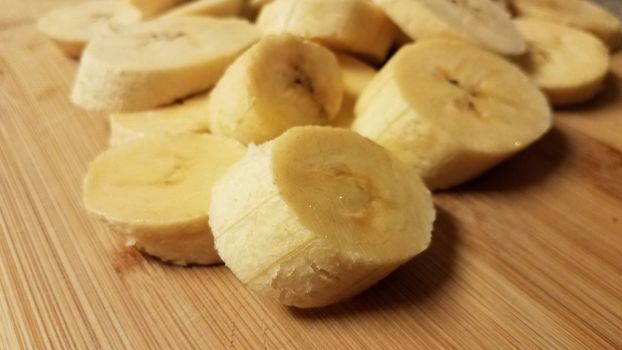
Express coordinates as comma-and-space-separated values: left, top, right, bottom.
352, 38, 552, 190
207, 35, 343, 144
83, 134, 246, 265
37, 0, 141, 58
330, 54, 377, 128
71, 16, 259, 112
510, 0, 622, 50
109, 93, 211, 146
372, 0, 526, 55
257, 0, 399, 63
515, 18, 610, 106
210, 126, 435, 308
161, 0, 244, 18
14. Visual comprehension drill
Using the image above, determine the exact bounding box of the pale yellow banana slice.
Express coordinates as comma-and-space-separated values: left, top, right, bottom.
71, 17, 258, 112
37, 0, 141, 58
331, 54, 377, 128
83, 134, 245, 265
515, 19, 610, 106
207, 35, 343, 144
372, 0, 526, 55
161, 0, 243, 18
510, 0, 622, 50
128, 0, 189, 18
210, 126, 435, 308
352, 38, 552, 190
109, 93, 211, 146
257, 0, 398, 62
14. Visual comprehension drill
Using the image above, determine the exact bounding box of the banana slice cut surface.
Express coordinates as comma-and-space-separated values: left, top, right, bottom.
373, 0, 525, 55
208, 35, 342, 144
257, 0, 398, 62
37, 0, 141, 57
109, 93, 211, 146
353, 38, 551, 190
72, 16, 259, 112
210, 126, 434, 308
515, 18, 610, 106
83, 134, 246, 265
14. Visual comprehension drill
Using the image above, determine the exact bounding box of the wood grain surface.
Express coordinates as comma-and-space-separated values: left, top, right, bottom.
1, 1, 621, 349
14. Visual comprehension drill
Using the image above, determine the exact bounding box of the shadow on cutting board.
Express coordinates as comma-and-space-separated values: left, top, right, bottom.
457, 127, 570, 193
290, 206, 460, 318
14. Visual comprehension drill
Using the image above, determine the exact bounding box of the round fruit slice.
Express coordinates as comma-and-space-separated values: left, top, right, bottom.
511, 0, 622, 50
207, 35, 343, 144
210, 126, 435, 308
352, 38, 552, 190
37, 0, 141, 57
83, 134, 246, 265
71, 16, 259, 112
257, 0, 398, 62
515, 18, 610, 106
372, 0, 526, 55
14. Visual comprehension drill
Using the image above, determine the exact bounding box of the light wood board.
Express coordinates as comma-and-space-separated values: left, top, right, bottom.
1, 1, 621, 348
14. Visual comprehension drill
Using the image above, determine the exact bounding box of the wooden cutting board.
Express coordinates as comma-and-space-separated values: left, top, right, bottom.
1, 1, 621, 349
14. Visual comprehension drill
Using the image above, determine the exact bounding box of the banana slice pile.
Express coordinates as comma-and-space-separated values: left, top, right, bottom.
38, 0, 620, 307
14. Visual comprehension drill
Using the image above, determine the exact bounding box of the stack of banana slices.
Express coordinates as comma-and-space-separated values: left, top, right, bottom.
39, 0, 620, 308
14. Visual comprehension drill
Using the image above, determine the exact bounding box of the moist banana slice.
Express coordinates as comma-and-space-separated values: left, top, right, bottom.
37, 0, 141, 57
83, 134, 246, 265
515, 19, 610, 106
511, 0, 622, 50
257, 0, 398, 62
210, 126, 435, 308
161, 0, 243, 18
352, 38, 552, 190
372, 0, 526, 55
207, 35, 343, 144
71, 16, 258, 112
109, 93, 211, 146
330, 54, 377, 128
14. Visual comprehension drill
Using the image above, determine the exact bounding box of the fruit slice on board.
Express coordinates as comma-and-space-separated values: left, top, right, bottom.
83, 134, 246, 265
352, 38, 552, 190
210, 126, 435, 308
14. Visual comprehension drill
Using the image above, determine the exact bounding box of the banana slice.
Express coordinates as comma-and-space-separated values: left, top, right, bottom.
83, 134, 246, 265
109, 93, 211, 146
352, 38, 552, 190
256, 0, 398, 63
128, 0, 189, 18
510, 0, 622, 50
37, 0, 141, 58
372, 0, 526, 55
515, 19, 610, 106
210, 126, 435, 308
161, 0, 243, 18
71, 17, 258, 112
331, 54, 377, 128
207, 35, 343, 144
